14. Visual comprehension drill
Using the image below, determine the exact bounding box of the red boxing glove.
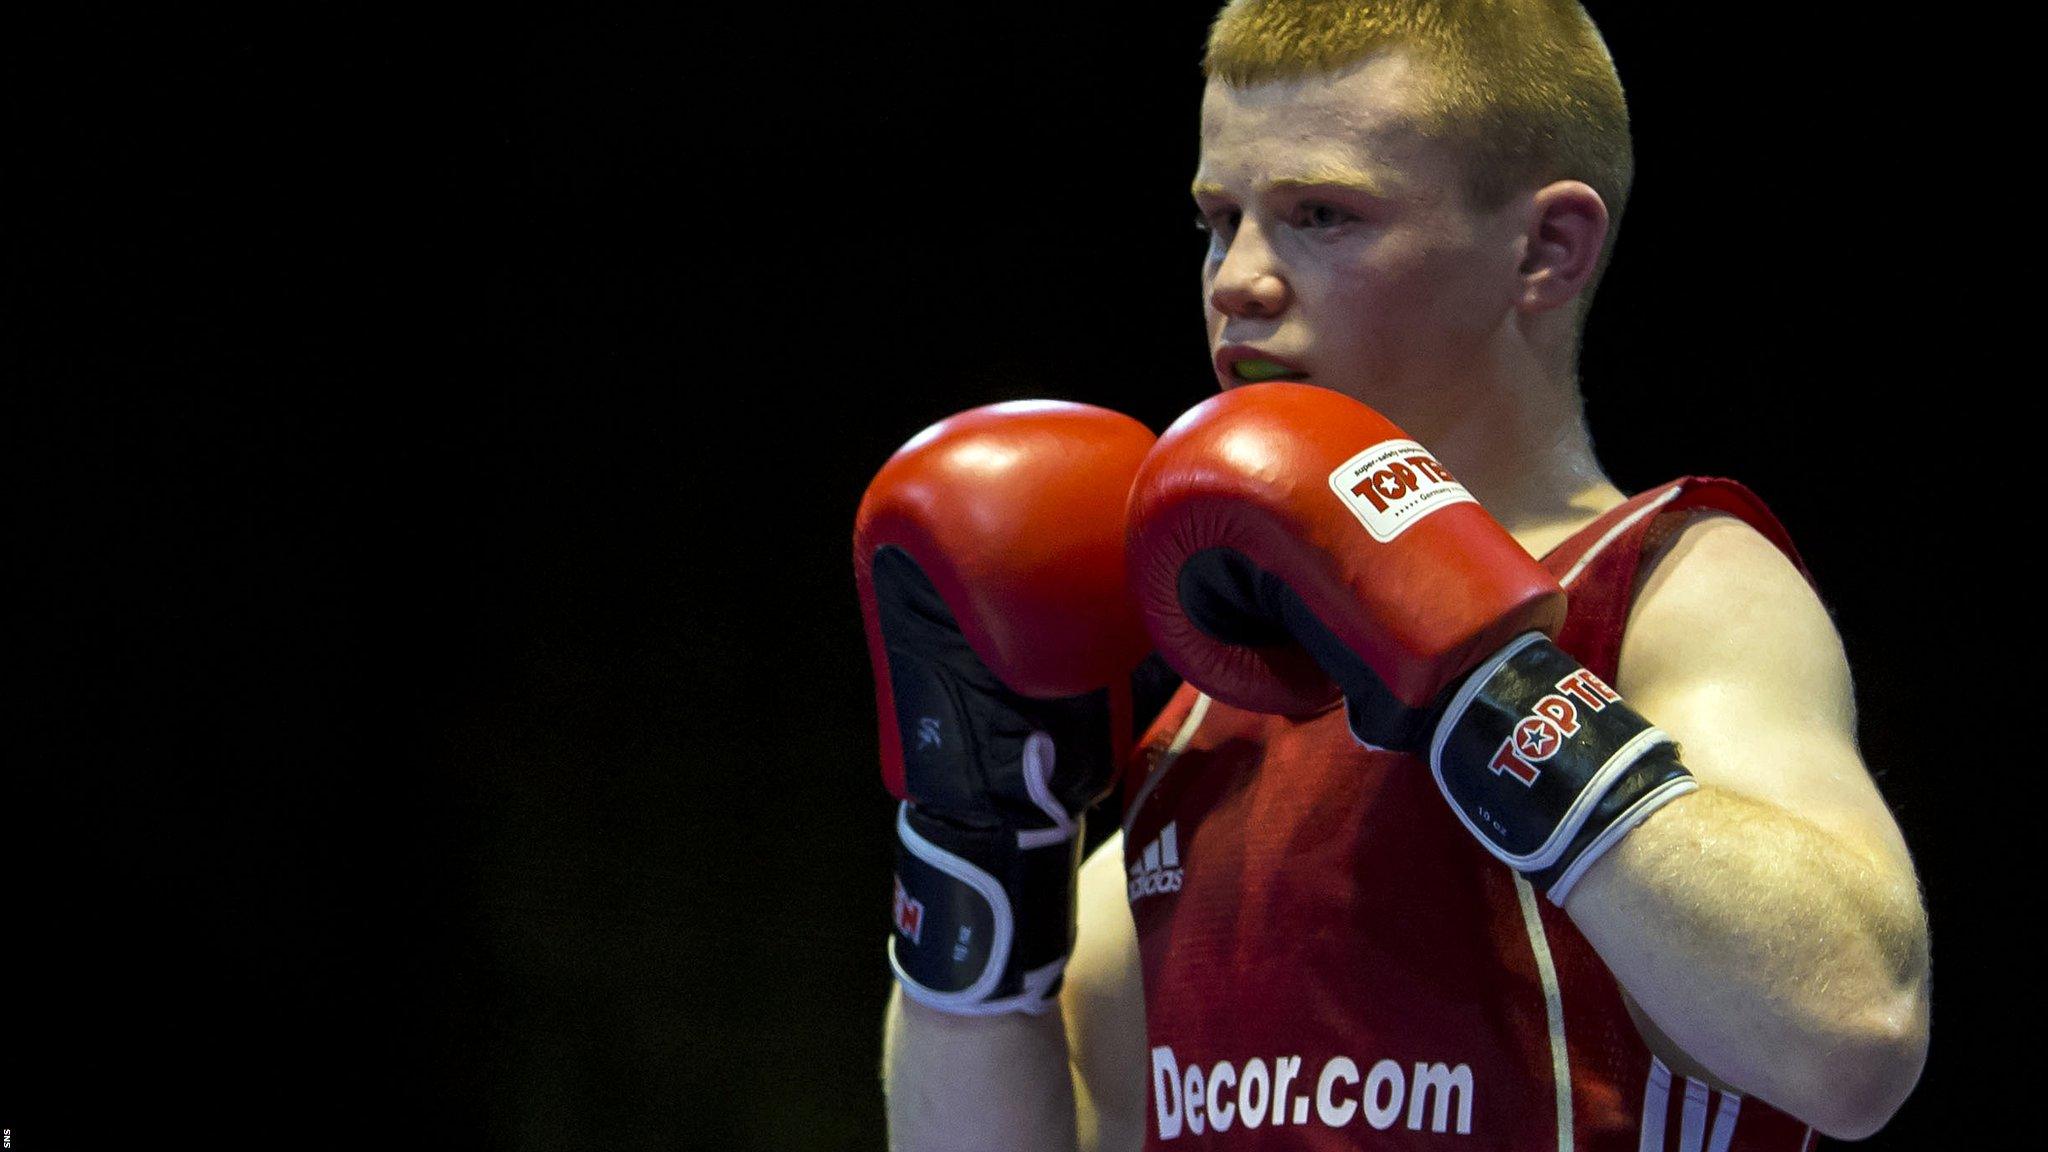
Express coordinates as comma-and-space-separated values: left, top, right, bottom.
856, 400, 1159, 1013
1127, 384, 1695, 903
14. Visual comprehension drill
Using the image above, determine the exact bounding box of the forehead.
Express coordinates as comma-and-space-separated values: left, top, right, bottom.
1195, 48, 1448, 195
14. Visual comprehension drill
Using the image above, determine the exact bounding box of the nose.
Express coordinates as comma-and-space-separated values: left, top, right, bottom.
1207, 219, 1289, 320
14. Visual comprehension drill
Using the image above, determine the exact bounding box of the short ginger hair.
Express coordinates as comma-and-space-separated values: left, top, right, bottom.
1205, 0, 1634, 310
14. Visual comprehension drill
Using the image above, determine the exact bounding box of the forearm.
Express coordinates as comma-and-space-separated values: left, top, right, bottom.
1564, 784, 1930, 1138
882, 985, 1079, 1152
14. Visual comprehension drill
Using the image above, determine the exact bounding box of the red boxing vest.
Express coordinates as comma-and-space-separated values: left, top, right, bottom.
1122, 478, 1820, 1151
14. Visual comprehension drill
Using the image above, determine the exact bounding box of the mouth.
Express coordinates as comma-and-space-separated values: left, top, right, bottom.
1215, 347, 1309, 386
1232, 358, 1303, 383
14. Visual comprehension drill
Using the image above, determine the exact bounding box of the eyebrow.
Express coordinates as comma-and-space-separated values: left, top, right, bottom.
1191, 165, 1395, 200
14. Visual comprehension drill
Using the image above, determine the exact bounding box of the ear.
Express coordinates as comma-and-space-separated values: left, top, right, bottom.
1516, 181, 1609, 314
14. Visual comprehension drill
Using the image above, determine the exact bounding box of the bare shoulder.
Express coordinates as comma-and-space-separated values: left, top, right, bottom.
1621, 510, 1852, 728
1616, 510, 1903, 857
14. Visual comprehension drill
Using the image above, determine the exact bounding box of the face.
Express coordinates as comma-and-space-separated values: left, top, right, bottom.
1194, 49, 1529, 425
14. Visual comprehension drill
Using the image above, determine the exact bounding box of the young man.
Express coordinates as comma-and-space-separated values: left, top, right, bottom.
874, 3, 1929, 1147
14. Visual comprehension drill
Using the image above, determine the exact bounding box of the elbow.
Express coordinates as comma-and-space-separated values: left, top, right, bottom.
1800, 867, 1934, 1140
1798, 983, 1931, 1141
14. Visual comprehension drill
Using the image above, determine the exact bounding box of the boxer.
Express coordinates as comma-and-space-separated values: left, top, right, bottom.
876, 4, 1929, 1148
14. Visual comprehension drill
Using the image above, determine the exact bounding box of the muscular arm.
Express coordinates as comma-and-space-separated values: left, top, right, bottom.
883, 833, 1147, 1152
1563, 513, 1931, 1139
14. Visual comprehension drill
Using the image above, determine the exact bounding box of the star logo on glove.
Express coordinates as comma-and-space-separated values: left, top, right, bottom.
1514, 717, 1562, 761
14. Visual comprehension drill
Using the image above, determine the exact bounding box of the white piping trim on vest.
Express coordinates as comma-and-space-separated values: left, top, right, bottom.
1639, 1057, 1672, 1152
1706, 1085, 1743, 1152
1635, 1062, 1748, 1152
1123, 692, 1212, 836
1514, 873, 1575, 1152
1680, 1076, 1712, 1152
1560, 486, 1686, 590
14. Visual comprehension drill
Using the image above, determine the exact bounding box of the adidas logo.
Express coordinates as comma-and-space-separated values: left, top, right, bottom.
1127, 822, 1184, 903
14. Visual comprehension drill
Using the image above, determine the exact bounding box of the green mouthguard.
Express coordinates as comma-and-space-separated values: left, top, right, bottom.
1234, 358, 1295, 382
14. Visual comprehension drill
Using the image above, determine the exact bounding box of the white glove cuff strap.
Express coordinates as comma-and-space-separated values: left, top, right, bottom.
890, 802, 1014, 1011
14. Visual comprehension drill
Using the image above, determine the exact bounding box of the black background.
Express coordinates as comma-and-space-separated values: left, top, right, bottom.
3, 4, 1985, 1148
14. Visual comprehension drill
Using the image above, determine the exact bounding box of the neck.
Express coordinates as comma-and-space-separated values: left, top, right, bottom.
1395, 366, 1625, 560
